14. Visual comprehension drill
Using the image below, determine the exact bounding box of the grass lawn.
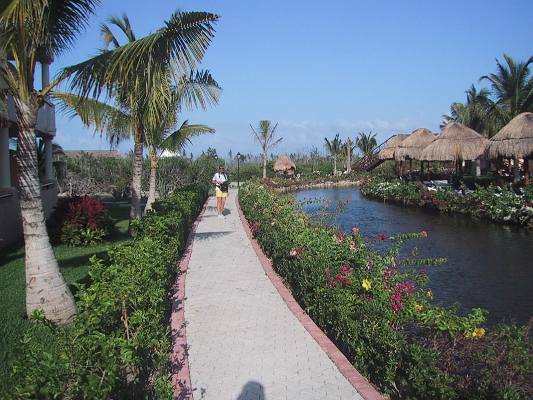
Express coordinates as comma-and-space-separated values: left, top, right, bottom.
0, 204, 132, 395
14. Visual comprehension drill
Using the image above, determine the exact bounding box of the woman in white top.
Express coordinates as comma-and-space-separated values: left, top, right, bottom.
212, 165, 228, 219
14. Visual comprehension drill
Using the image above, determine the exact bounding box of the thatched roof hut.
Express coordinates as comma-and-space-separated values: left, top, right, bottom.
421, 122, 488, 162
273, 154, 296, 175
378, 134, 409, 160
395, 128, 436, 161
485, 112, 533, 160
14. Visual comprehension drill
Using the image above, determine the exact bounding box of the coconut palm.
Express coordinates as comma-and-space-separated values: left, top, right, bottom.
54, 68, 221, 213
59, 10, 220, 234
480, 54, 533, 126
355, 131, 378, 155
442, 85, 496, 137
0, 0, 101, 325
250, 120, 282, 179
324, 133, 343, 175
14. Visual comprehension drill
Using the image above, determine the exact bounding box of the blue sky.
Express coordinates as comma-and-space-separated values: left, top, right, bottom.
49, 0, 533, 159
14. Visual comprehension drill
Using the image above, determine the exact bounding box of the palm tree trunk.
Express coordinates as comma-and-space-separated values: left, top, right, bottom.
262, 152, 267, 179
129, 141, 143, 236
144, 161, 157, 213
18, 127, 76, 326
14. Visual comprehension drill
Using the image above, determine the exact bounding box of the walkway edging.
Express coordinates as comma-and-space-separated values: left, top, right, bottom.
170, 197, 210, 399
235, 194, 385, 400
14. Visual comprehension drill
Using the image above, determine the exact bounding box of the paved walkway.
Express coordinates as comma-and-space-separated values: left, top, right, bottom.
171, 189, 383, 400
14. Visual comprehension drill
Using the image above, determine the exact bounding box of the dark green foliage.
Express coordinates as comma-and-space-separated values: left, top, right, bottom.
8, 185, 209, 399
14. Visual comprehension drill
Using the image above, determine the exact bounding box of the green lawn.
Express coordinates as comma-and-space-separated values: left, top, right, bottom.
0, 204, 131, 395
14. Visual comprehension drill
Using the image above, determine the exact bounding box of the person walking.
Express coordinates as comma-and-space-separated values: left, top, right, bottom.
212, 165, 229, 219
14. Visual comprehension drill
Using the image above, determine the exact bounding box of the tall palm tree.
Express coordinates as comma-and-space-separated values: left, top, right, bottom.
59, 10, 220, 234
355, 131, 377, 155
0, 0, 101, 325
250, 120, 282, 179
145, 120, 215, 211
480, 54, 533, 126
324, 133, 342, 175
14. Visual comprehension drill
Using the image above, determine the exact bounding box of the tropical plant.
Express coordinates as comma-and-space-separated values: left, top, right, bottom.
355, 131, 378, 155
441, 85, 495, 137
0, 0, 102, 325
145, 119, 215, 211
480, 54, 533, 125
58, 10, 220, 235
324, 133, 343, 175
250, 120, 282, 178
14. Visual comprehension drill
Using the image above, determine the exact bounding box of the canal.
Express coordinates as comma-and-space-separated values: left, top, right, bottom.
295, 187, 533, 328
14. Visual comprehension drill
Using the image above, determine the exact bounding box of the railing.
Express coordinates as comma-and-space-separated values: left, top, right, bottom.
352, 135, 397, 172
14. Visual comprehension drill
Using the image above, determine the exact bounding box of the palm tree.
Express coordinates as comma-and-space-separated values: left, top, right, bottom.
441, 85, 495, 137
324, 133, 342, 175
145, 120, 215, 211
58, 10, 220, 235
250, 120, 282, 179
355, 131, 377, 156
480, 54, 533, 125
0, 0, 101, 325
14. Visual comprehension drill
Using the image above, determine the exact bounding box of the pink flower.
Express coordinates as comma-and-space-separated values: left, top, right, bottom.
352, 227, 360, 234
251, 221, 259, 233
379, 233, 387, 240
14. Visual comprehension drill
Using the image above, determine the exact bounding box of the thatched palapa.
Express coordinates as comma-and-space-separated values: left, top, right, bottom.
395, 128, 435, 161
378, 134, 409, 160
421, 122, 488, 162
485, 112, 533, 160
273, 154, 296, 175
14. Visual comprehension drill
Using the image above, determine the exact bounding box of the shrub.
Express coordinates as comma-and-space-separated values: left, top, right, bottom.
239, 178, 533, 398
10, 184, 209, 399
48, 195, 115, 246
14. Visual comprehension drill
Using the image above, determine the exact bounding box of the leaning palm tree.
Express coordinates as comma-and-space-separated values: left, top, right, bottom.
0, 0, 101, 325
250, 120, 282, 179
59, 10, 220, 234
324, 133, 343, 175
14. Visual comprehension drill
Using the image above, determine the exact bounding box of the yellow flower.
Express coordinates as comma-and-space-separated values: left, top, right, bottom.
414, 304, 423, 312
472, 328, 485, 338
427, 290, 433, 299
362, 279, 372, 291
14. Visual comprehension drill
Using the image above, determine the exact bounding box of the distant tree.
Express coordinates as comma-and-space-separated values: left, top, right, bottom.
355, 131, 378, 156
324, 133, 343, 175
250, 120, 282, 178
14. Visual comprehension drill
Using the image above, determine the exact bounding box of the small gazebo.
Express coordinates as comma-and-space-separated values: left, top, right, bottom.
395, 128, 436, 176
273, 154, 296, 176
485, 112, 533, 183
378, 134, 409, 175
421, 122, 488, 175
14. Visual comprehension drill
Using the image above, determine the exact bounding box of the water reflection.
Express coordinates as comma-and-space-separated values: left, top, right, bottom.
295, 187, 533, 328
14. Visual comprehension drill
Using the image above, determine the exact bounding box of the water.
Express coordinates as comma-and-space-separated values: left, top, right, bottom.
294, 187, 533, 328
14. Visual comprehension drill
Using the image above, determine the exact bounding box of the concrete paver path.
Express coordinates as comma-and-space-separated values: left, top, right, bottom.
172, 189, 383, 400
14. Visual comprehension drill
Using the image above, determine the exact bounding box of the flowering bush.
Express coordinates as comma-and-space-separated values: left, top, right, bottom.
239, 178, 533, 398
360, 176, 533, 228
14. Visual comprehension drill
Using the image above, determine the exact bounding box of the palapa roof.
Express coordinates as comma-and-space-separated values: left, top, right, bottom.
378, 134, 409, 160
395, 128, 436, 161
273, 154, 296, 171
484, 112, 533, 159
421, 122, 488, 162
